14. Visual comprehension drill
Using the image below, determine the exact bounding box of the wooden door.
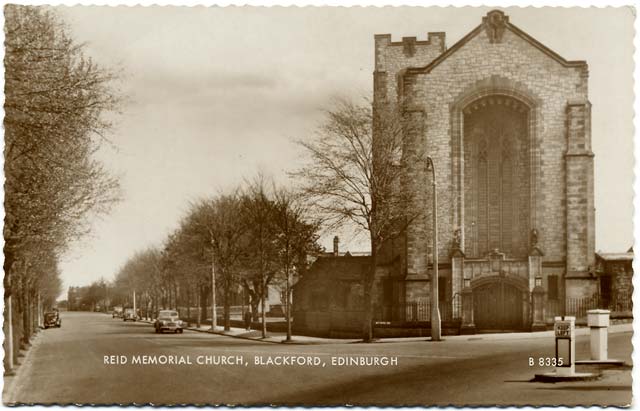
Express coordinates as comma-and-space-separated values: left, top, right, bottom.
473, 280, 524, 331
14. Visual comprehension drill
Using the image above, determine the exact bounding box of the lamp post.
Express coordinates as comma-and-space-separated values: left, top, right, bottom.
426, 156, 441, 341
285, 267, 292, 342
210, 238, 217, 331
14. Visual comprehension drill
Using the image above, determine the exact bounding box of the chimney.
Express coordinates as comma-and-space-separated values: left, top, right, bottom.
333, 236, 339, 256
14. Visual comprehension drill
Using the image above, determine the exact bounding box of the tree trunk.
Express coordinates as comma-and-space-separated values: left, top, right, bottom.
362, 244, 377, 343
200, 286, 208, 326
174, 283, 179, 310
196, 290, 201, 328
223, 283, 231, 331
250, 296, 259, 321
37, 292, 41, 329
6, 295, 14, 374
186, 289, 191, 322
152, 291, 157, 320
241, 287, 246, 315
211, 258, 217, 330
243, 283, 259, 321
21, 287, 30, 345
285, 269, 292, 341
261, 274, 267, 338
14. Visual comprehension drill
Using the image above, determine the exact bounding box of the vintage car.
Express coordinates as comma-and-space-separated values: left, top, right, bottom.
123, 308, 138, 322
112, 306, 123, 318
154, 310, 183, 334
44, 311, 61, 329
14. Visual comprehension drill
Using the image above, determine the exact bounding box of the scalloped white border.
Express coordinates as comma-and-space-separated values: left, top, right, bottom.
0, 2, 637, 411
1, 0, 639, 6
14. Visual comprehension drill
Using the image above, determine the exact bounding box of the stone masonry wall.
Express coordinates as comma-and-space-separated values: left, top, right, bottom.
566, 103, 596, 275
400, 23, 589, 279
374, 32, 445, 277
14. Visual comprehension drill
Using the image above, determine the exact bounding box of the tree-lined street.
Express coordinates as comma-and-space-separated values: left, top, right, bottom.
3, 6, 634, 408
3, 311, 632, 406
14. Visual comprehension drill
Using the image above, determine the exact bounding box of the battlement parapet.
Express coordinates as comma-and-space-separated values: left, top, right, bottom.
374, 32, 446, 73
374, 32, 445, 102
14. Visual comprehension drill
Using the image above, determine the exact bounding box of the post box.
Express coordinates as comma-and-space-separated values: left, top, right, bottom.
587, 309, 610, 361
554, 316, 575, 376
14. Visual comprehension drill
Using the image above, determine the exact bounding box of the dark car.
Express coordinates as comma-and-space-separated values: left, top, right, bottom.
44, 311, 61, 329
123, 308, 138, 322
154, 310, 183, 334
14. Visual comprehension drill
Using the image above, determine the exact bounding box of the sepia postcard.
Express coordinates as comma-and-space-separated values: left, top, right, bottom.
1, 3, 636, 407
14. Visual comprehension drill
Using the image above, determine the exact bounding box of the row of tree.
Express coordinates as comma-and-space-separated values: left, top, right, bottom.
4, 5, 121, 372
105, 97, 409, 342
106, 179, 321, 339
66, 280, 110, 312
5, 7, 409, 355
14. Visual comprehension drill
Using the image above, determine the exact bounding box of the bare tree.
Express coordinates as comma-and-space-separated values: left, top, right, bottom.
183, 194, 248, 331
239, 176, 280, 339
272, 189, 321, 341
293, 97, 412, 342
4, 5, 122, 367
113, 247, 163, 314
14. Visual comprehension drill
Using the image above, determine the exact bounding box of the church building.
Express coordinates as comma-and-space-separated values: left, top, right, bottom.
374, 9, 597, 332
294, 10, 631, 338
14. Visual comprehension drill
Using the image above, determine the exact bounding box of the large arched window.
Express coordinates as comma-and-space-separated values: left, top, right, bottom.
463, 96, 529, 258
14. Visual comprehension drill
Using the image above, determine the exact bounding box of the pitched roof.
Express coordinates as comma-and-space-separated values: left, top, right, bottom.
596, 251, 634, 262
307, 254, 371, 280
319, 251, 371, 258
405, 10, 587, 76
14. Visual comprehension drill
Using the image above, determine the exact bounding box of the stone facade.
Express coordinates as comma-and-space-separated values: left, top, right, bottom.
293, 10, 630, 337
375, 10, 599, 330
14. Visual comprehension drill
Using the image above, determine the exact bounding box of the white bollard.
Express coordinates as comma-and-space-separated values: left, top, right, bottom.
554, 316, 575, 376
535, 315, 599, 382
587, 309, 610, 361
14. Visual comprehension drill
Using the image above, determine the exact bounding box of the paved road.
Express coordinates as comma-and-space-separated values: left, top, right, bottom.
3, 311, 632, 406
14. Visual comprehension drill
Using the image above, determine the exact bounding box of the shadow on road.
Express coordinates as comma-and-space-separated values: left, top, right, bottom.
534, 386, 630, 392
258, 358, 471, 406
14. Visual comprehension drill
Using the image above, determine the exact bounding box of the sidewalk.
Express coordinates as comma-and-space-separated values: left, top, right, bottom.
140, 318, 356, 344
182, 322, 360, 344
383, 322, 633, 343
3, 329, 44, 402
144, 319, 633, 345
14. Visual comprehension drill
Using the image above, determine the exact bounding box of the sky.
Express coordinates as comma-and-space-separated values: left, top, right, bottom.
51, 6, 635, 291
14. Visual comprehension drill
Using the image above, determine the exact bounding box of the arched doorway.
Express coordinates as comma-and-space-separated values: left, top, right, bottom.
463, 95, 530, 258
473, 277, 527, 331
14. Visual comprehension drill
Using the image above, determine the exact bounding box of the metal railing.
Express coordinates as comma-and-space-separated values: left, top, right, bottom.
374, 294, 461, 324
564, 291, 633, 318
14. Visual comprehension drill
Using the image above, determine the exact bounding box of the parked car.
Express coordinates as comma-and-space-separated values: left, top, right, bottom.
123, 308, 137, 322
44, 311, 61, 329
154, 310, 184, 334
112, 306, 123, 318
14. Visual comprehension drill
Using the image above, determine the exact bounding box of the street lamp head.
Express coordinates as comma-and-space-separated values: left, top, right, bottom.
425, 156, 434, 171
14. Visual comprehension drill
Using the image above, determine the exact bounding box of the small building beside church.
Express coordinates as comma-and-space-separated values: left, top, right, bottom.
593, 249, 633, 316
293, 237, 371, 337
